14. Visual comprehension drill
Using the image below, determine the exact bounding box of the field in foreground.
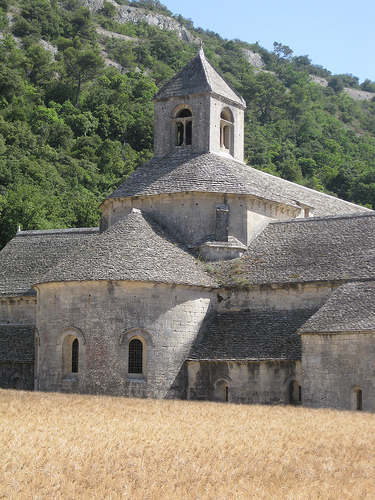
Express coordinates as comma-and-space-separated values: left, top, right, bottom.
1, 391, 375, 499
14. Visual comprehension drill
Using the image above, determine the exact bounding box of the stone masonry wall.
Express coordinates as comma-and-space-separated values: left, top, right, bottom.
0, 298, 36, 390
209, 96, 244, 162
188, 360, 301, 404
153, 94, 211, 157
215, 283, 336, 313
302, 332, 375, 411
153, 94, 244, 161
0, 362, 34, 390
108, 191, 298, 248
0, 297, 36, 324
35, 281, 213, 398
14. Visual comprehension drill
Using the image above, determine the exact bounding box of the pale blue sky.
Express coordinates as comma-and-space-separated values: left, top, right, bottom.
161, 0, 375, 84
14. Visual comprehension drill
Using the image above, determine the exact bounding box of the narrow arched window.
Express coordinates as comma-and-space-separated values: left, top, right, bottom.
289, 380, 302, 405
72, 338, 79, 373
357, 389, 363, 410
220, 107, 234, 154
128, 338, 143, 374
173, 107, 193, 147
62, 334, 80, 377
350, 385, 363, 411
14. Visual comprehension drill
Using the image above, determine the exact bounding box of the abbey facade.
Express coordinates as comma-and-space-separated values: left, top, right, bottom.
1, 49, 375, 411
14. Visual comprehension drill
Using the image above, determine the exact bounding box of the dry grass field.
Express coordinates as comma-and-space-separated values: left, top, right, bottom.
1, 390, 375, 499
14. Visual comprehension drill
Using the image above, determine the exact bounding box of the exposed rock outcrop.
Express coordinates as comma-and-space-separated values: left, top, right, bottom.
81, 0, 196, 42
310, 75, 374, 101
242, 49, 265, 69
344, 87, 374, 101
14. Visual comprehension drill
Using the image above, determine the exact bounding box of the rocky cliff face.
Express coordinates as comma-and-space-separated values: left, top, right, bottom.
242, 49, 265, 69
81, 0, 195, 42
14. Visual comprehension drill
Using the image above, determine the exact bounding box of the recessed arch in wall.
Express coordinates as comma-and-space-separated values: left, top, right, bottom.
214, 376, 230, 402
119, 328, 153, 380
284, 373, 302, 405
9, 372, 24, 390
57, 326, 86, 346
57, 327, 86, 378
288, 380, 302, 405
350, 385, 363, 411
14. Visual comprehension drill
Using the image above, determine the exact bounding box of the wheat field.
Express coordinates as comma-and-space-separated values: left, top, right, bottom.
1, 390, 375, 499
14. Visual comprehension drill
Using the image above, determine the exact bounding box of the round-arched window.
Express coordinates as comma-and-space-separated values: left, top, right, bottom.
220, 107, 234, 153
173, 107, 193, 147
128, 338, 143, 374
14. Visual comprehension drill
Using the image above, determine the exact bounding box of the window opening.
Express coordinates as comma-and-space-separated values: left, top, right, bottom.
350, 385, 363, 411
129, 338, 143, 374
220, 108, 234, 154
177, 122, 184, 146
12, 376, 23, 390
173, 107, 193, 147
179, 109, 192, 118
72, 338, 79, 373
357, 389, 363, 410
186, 120, 192, 145
289, 380, 301, 405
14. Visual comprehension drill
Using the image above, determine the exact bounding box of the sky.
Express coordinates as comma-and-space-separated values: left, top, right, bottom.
160, 0, 375, 84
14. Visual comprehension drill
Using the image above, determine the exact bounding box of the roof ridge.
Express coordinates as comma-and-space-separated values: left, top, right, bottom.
269, 211, 375, 226
34, 208, 216, 289
153, 50, 204, 100
15, 227, 99, 237
199, 48, 213, 92
198, 49, 246, 107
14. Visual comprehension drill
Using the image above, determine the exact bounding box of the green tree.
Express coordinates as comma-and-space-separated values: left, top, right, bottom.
243, 72, 286, 125
23, 44, 55, 85
328, 76, 344, 93
62, 46, 104, 106
100, 1, 117, 19
273, 41, 293, 67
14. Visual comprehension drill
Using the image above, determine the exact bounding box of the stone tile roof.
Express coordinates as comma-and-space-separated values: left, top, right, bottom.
214, 213, 375, 287
299, 281, 375, 334
0, 228, 99, 297
154, 48, 246, 107
188, 309, 317, 361
38, 209, 216, 288
107, 151, 370, 217
0, 325, 35, 363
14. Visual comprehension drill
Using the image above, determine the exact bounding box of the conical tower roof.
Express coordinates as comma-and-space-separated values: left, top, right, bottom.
35, 209, 215, 288
153, 47, 246, 107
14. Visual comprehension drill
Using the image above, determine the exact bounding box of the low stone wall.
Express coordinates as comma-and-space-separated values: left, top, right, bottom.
188, 360, 301, 404
0, 362, 34, 390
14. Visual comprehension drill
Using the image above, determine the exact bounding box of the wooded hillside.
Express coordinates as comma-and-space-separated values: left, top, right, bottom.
1, 0, 375, 248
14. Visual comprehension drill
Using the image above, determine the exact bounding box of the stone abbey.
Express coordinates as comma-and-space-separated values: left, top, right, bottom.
1, 49, 375, 410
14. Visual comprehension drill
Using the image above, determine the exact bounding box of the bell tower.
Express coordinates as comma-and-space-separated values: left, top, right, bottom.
153, 48, 246, 161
